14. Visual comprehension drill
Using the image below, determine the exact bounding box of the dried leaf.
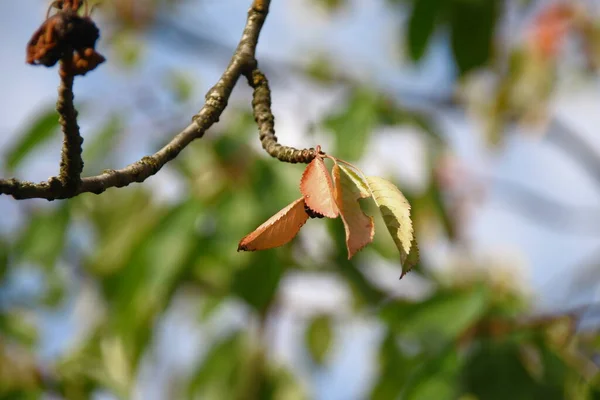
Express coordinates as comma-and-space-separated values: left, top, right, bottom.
238, 198, 309, 251
333, 164, 374, 259
300, 157, 339, 218
366, 177, 418, 277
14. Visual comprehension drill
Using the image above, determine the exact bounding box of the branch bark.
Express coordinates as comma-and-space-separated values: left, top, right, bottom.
246, 69, 319, 163
57, 59, 84, 195
1, 0, 315, 200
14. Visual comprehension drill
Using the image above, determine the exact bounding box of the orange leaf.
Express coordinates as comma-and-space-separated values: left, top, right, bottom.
300, 157, 339, 218
238, 197, 309, 251
332, 163, 374, 259
529, 4, 575, 59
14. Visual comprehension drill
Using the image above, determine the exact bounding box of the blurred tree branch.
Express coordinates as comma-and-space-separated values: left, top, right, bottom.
491, 176, 600, 235
546, 118, 600, 189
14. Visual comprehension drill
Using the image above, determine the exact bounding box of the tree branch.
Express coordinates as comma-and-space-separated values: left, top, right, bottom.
491, 176, 600, 235
246, 69, 319, 163
57, 59, 84, 195
0, 0, 282, 200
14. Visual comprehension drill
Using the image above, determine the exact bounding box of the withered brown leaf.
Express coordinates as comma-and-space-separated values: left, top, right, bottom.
238, 197, 309, 251
332, 164, 374, 259
300, 157, 339, 219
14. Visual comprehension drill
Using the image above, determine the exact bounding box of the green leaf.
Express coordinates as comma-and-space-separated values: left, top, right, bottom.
381, 286, 489, 347
462, 339, 557, 400
450, 0, 499, 75
305, 314, 334, 365
304, 55, 337, 83
101, 199, 204, 367
328, 220, 387, 305
231, 251, 284, 312
323, 88, 379, 161
267, 366, 308, 400
338, 164, 370, 198
42, 271, 66, 308
0, 312, 38, 348
5, 107, 59, 171
366, 176, 418, 277
166, 70, 195, 103
187, 332, 247, 399
407, 0, 444, 61
403, 346, 460, 400
82, 189, 160, 276
371, 332, 420, 400
112, 32, 143, 68
83, 115, 122, 173
311, 0, 347, 12
15, 204, 70, 270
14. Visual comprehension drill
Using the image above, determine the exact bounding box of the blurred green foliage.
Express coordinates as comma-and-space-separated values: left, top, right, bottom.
4, 107, 61, 172
405, 0, 499, 74
1, 0, 600, 399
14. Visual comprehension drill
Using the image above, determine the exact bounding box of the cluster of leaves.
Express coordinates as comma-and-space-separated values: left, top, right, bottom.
238, 153, 417, 277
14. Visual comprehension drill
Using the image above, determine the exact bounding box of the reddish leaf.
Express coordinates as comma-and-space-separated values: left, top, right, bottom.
238, 197, 309, 251
300, 157, 339, 218
332, 164, 374, 259
529, 4, 575, 59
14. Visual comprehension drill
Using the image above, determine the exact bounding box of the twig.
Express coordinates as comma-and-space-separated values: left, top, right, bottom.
246, 68, 319, 163
0, 0, 275, 200
57, 59, 84, 194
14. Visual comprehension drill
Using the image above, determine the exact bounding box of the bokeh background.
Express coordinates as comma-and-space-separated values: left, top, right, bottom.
1, 0, 600, 399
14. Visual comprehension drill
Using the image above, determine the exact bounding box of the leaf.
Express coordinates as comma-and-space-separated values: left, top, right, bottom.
0, 312, 38, 348
338, 163, 370, 197
312, 0, 347, 12
450, 0, 499, 75
403, 346, 461, 400
407, 0, 444, 61
332, 163, 374, 259
323, 88, 378, 161
187, 332, 246, 399
305, 314, 334, 365
328, 221, 387, 305
15, 204, 70, 270
366, 176, 417, 277
5, 107, 60, 171
83, 115, 122, 173
232, 251, 284, 311
101, 199, 204, 369
238, 197, 309, 251
462, 340, 546, 400
300, 157, 339, 218
381, 286, 489, 346
371, 331, 422, 400
166, 70, 194, 103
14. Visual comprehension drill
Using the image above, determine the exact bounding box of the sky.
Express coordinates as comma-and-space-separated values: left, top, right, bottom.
2, 0, 600, 399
